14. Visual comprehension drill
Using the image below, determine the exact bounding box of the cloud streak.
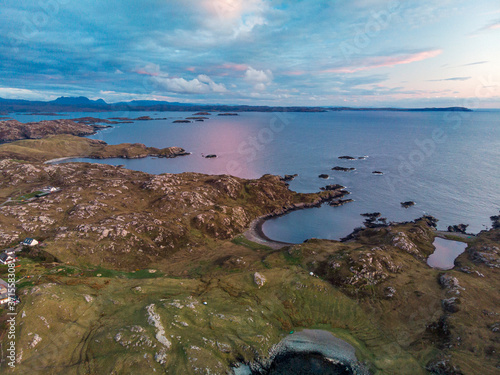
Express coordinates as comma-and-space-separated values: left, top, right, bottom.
323, 50, 443, 74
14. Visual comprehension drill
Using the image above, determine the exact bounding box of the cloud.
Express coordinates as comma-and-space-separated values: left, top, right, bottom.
244, 67, 273, 83
244, 66, 273, 91
0, 87, 57, 100
323, 50, 443, 74
155, 74, 227, 94
470, 19, 500, 35
427, 76, 471, 82
460, 61, 488, 67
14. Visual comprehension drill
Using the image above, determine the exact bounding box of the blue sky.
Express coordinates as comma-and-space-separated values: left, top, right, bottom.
1, 0, 499, 107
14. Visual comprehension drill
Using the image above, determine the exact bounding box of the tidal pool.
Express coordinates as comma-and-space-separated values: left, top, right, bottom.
427, 237, 468, 270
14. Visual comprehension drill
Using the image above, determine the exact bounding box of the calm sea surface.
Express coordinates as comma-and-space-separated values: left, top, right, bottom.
12, 110, 499, 242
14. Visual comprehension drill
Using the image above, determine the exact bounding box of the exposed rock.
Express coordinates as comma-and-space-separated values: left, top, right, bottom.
173, 120, 191, 123
426, 316, 452, 348
320, 184, 345, 191
204, 154, 217, 158
467, 244, 500, 268
361, 212, 381, 218
391, 232, 420, 257
318, 174, 329, 179
372, 171, 383, 175
490, 212, 500, 229
329, 199, 354, 207
442, 297, 460, 313
253, 272, 266, 288
280, 174, 298, 182
28, 334, 42, 349
384, 286, 396, 298
146, 304, 171, 349
218, 113, 238, 116
331, 166, 355, 171
447, 224, 469, 234
426, 356, 463, 375
422, 215, 439, 228
338, 156, 356, 160
400, 201, 415, 208
438, 274, 463, 295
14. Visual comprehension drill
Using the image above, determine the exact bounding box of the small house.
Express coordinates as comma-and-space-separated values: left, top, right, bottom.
0, 252, 17, 265
0, 279, 18, 305
22, 238, 39, 247
42, 186, 60, 193
0, 279, 9, 304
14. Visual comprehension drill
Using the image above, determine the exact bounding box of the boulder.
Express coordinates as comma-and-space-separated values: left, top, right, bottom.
253, 272, 266, 288
401, 201, 415, 208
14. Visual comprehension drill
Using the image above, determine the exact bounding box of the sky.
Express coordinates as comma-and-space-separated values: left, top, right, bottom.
1, 0, 499, 107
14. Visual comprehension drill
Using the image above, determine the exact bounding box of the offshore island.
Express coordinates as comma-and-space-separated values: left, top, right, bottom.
0, 115, 498, 375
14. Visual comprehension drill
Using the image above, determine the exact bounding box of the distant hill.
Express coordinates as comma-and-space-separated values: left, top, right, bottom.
0, 96, 472, 114
52, 96, 108, 106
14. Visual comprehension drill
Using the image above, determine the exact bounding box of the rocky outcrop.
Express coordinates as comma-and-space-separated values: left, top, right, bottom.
329, 198, 354, 207
320, 184, 345, 191
280, 174, 298, 182
338, 156, 356, 160
447, 224, 469, 234
331, 166, 355, 171
253, 272, 266, 288
490, 212, 500, 229
318, 174, 329, 179
361, 213, 387, 228
401, 201, 415, 208
467, 244, 500, 268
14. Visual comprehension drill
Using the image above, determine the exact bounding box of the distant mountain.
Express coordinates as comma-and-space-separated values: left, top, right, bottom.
0, 96, 473, 114
52, 96, 107, 106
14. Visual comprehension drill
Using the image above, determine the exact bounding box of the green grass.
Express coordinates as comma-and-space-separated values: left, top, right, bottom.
442, 234, 475, 243
231, 235, 272, 250
15, 191, 43, 200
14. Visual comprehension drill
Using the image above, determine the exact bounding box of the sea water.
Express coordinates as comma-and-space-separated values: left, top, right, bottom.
16, 109, 498, 242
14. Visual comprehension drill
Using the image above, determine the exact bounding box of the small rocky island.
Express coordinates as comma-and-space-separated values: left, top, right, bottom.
332, 166, 356, 171
401, 201, 416, 208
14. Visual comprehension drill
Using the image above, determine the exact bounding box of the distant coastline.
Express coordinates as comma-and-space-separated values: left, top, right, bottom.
0, 96, 472, 114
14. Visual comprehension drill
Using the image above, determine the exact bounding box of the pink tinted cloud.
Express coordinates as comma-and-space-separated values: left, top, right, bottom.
186, 67, 196, 72
134, 69, 159, 77
283, 70, 307, 76
220, 63, 248, 71
324, 50, 443, 74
